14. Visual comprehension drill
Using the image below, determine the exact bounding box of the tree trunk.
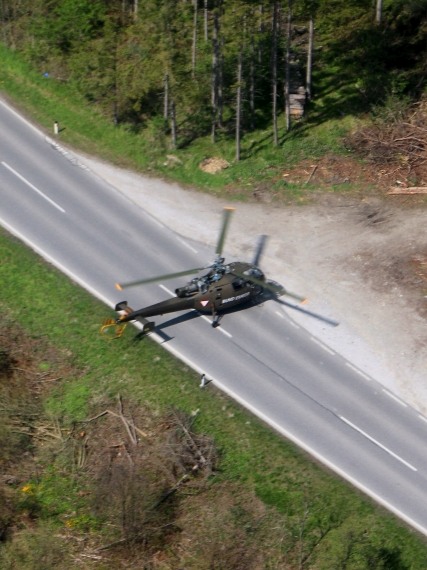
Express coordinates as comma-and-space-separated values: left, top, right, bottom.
218, 36, 224, 128
163, 74, 169, 120
272, 1, 279, 146
204, 0, 209, 41
257, 4, 264, 64
170, 100, 177, 149
375, 0, 383, 24
249, 36, 255, 131
235, 50, 243, 162
211, 9, 220, 142
306, 16, 314, 101
284, 0, 292, 133
192, 0, 198, 78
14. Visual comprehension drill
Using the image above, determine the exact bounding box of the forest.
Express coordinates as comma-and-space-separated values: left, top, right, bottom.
1, 0, 426, 160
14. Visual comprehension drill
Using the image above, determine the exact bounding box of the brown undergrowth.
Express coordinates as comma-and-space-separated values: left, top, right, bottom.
0, 322, 283, 569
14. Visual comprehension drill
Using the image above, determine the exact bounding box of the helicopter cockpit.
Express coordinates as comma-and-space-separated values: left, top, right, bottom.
243, 266, 265, 281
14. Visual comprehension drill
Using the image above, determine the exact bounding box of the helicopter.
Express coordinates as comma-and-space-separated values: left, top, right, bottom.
100, 207, 338, 338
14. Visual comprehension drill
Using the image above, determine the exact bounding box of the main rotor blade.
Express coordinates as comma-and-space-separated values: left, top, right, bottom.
115, 267, 204, 291
276, 298, 339, 327
215, 207, 235, 256
252, 234, 268, 266
264, 280, 307, 303
232, 270, 307, 303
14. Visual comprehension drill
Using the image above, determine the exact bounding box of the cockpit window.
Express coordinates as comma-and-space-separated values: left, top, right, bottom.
244, 267, 264, 280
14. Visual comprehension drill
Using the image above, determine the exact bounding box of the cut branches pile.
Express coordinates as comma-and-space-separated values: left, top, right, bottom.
347, 98, 427, 188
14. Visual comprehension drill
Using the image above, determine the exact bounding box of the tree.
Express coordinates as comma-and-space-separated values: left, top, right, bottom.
191, 0, 198, 78
305, 14, 314, 101
235, 48, 243, 161
375, 0, 383, 25
271, 0, 280, 146
211, 5, 221, 142
284, 0, 293, 133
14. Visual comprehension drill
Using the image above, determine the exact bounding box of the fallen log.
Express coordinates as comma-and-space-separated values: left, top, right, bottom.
387, 186, 427, 195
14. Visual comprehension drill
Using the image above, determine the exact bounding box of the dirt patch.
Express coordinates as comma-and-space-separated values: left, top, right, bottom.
199, 157, 230, 174
282, 154, 380, 190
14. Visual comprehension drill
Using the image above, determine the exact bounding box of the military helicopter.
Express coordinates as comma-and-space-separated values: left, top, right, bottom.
101, 207, 338, 338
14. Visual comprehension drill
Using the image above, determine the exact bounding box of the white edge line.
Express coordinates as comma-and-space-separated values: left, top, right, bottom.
0, 218, 113, 308
345, 361, 371, 381
382, 389, 407, 407
45, 137, 90, 171
340, 416, 417, 472
310, 336, 335, 355
176, 236, 198, 253
2, 216, 426, 537
0, 99, 45, 136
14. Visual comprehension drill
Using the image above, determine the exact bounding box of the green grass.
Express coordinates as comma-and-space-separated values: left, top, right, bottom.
1, 227, 427, 567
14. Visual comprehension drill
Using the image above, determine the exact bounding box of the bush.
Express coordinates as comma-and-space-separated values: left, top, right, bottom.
0, 524, 76, 570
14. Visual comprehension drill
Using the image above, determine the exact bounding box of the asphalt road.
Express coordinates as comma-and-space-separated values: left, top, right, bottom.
1, 98, 427, 536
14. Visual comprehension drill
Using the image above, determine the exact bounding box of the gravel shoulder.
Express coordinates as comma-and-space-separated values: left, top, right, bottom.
82, 155, 427, 414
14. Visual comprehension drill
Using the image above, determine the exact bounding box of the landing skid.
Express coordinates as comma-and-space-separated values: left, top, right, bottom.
212, 313, 223, 328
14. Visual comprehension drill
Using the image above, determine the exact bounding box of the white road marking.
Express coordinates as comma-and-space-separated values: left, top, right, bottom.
418, 414, 427, 424
0, 99, 44, 135
276, 310, 300, 328
2, 161, 65, 213
45, 137, 90, 170
176, 236, 198, 253
200, 314, 232, 337
218, 327, 232, 337
310, 336, 335, 355
340, 416, 417, 472
159, 284, 174, 296
382, 389, 407, 407
0, 216, 112, 308
345, 361, 371, 381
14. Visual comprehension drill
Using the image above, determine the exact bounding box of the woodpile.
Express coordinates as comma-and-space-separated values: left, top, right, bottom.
347, 98, 427, 188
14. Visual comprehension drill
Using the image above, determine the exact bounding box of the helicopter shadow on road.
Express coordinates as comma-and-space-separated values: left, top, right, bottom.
132, 310, 205, 343
132, 292, 277, 344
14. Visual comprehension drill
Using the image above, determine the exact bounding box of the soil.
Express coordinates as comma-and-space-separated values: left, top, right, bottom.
81, 153, 427, 414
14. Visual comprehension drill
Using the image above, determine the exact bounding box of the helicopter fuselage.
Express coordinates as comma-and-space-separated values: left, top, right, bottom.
116, 261, 265, 324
